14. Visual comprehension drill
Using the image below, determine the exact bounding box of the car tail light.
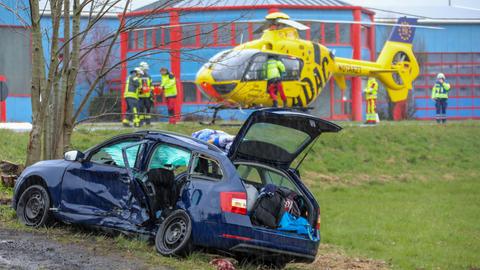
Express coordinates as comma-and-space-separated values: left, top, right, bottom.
220, 192, 247, 215
316, 208, 321, 230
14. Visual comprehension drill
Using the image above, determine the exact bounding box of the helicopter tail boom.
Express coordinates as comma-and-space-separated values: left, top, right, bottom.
333, 17, 420, 102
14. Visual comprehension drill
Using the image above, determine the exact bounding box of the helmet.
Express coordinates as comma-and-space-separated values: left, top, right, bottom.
139, 61, 149, 70
437, 73, 445, 79
134, 67, 144, 75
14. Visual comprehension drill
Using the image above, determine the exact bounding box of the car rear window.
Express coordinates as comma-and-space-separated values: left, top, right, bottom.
242, 122, 310, 154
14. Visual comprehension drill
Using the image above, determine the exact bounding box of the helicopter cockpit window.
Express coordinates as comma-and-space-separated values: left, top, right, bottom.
244, 54, 302, 82
244, 54, 268, 81
280, 57, 302, 81
210, 49, 259, 82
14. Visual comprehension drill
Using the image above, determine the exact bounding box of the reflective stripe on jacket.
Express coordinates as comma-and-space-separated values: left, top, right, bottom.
431, 81, 451, 99
138, 73, 153, 98
161, 73, 177, 97
364, 78, 378, 99
264, 59, 285, 80
124, 75, 140, 99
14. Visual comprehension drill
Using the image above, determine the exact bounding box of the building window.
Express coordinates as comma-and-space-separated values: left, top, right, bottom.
128, 31, 135, 49
216, 23, 232, 45
146, 29, 153, 48
339, 24, 351, 44
182, 25, 197, 46
412, 52, 480, 119
361, 26, 368, 47
200, 24, 214, 46
310, 22, 321, 43
324, 23, 336, 44
137, 30, 145, 49
252, 22, 264, 40
182, 82, 197, 102
235, 23, 249, 44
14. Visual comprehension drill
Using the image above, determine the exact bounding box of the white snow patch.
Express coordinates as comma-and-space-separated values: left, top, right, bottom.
0, 122, 32, 132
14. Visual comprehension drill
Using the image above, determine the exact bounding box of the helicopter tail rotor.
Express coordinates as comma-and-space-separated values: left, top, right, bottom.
373, 17, 420, 102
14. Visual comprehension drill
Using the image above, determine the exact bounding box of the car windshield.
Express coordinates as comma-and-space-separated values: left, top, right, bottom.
210, 49, 259, 81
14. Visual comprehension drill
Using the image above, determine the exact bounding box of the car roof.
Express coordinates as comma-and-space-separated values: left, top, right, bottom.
136, 130, 224, 154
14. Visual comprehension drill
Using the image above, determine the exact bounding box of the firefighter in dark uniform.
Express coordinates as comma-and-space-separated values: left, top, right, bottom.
138, 61, 154, 126
122, 68, 142, 127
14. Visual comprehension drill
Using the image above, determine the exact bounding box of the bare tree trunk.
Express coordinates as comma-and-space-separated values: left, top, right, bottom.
26, 0, 47, 166
62, 0, 81, 153
52, 0, 71, 158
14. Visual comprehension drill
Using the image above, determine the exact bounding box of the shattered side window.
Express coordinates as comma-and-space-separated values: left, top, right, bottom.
149, 144, 191, 175
190, 154, 223, 181
90, 140, 140, 168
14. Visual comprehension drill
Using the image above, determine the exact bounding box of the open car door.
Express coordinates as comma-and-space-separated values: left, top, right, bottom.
228, 108, 341, 169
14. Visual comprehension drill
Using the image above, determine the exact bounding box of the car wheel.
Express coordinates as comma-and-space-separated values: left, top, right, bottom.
155, 209, 192, 256
16, 185, 52, 227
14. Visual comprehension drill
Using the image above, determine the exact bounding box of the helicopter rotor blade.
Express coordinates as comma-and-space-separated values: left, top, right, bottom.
253, 23, 269, 34
304, 19, 443, 30
277, 19, 310, 30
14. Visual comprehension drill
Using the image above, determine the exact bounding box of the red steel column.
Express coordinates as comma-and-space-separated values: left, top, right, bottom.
119, 15, 128, 119
351, 8, 363, 121
169, 11, 182, 122
368, 13, 376, 61
0, 75, 6, 122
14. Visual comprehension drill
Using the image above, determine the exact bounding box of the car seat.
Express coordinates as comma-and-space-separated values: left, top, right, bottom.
147, 168, 177, 212
244, 183, 259, 212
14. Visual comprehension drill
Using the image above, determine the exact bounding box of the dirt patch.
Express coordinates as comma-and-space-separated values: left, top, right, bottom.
0, 227, 165, 270
0, 198, 10, 206
293, 244, 389, 270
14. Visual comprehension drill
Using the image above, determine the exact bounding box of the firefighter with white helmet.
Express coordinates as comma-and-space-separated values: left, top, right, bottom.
122, 67, 143, 127
431, 73, 451, 123
138, 61, 154, 126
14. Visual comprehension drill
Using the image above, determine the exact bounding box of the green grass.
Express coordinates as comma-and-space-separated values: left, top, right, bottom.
1, 120, 480, 269
314, 178, 480, 269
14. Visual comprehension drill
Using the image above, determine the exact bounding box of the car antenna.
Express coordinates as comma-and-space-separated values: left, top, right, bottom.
294, 136, 319, 172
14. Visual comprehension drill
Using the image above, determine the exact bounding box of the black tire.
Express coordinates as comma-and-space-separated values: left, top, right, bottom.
155, 209, 192, 256
16, 184, 52, 227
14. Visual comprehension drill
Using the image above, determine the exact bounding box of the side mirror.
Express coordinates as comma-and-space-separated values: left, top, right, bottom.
64, 150, 85, 162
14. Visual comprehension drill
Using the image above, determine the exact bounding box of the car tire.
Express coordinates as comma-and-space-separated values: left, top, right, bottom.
16, 184, 52, 227
155, 209, 192, 256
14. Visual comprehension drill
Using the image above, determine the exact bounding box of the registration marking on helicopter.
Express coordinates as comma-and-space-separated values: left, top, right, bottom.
337, 64, 362, 74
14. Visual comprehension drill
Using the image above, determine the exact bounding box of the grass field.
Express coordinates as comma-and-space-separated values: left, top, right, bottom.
1, 121, 479, 269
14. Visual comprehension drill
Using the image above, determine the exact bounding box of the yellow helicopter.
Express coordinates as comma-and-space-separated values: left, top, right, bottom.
195, 12, 424, 108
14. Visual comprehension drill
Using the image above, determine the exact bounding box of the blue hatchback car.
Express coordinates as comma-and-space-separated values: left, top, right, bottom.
12, 109, 341, 264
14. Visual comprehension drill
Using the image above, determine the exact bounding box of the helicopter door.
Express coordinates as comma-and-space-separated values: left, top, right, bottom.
244, 54, 268, 82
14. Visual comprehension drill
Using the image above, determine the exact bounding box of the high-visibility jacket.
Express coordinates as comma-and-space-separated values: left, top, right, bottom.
138, 72, 153, 98
263, 59, 285, 80
124, 75, 140, 99
364, 78, 378, 99
161, 73, 177, 97
431, 81, 451, 99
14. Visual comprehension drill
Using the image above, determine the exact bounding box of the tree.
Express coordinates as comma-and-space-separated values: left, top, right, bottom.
25, 0, 164, 165
16, 0, 245, 165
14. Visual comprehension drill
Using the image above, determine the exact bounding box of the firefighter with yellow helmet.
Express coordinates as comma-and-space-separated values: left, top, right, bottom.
431, 73, 451, 123
138, 61, 154, 126
364, 77, 378, 124
122, 67, 142, 127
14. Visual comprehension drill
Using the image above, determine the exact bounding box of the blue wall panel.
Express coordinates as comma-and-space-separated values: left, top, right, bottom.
0, 0, 30, 26
376, 24, 480, 53
6, 97, 31, 122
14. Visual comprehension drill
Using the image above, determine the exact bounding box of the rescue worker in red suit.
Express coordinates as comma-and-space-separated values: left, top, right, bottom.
159, 68, 178, 124
264, 55, 287, 107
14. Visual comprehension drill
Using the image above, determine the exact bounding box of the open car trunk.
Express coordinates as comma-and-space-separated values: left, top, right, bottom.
228, 108, 341, 169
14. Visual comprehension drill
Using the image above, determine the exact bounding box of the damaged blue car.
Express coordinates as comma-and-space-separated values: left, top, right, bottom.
12, 109, 341, 264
